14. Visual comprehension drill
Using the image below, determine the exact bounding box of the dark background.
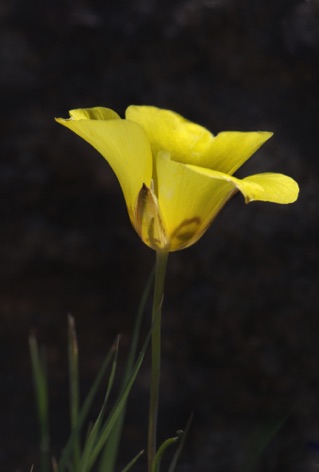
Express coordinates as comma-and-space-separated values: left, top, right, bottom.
1, 0, 318, 470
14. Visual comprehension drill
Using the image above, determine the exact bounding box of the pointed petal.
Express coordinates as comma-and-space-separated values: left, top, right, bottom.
56, 110, 153, 221
156, 153, 238, 251
198, 131, 273, 175
68, 107, 121, 121
126, 106, 272, 175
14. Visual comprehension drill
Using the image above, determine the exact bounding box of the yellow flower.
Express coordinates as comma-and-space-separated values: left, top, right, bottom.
56, 106, 299, 252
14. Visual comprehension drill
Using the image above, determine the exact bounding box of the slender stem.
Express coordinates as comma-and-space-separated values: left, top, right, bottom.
147, 250, 169, 472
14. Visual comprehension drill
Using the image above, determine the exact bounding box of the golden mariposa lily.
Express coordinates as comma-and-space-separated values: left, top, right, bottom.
56, 106, 299, 252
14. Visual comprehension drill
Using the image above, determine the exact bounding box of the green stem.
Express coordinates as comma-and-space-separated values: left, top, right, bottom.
147, 250, 169, 472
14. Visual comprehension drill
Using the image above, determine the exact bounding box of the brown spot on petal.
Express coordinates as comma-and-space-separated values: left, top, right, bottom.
170, 217, 201, 246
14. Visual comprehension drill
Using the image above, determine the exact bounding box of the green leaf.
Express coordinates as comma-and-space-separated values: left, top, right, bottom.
99, 265, 155, 472
87, 322, 153, 469
241, 408, 294, 472
29, 334, 50, 472
120, 450, 144, 472
168, 414, 193, 472
68, 314, 81, 470
78, 337, 120, 472
58, 337, 118, 472
152, 434, 181, 472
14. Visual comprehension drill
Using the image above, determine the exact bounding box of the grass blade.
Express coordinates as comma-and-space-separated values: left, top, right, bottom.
152, 435, 181, 472
168, 414, 193, 472
29, 334, 50, 472
88, 323, 153, 469
58, 337, 118, 472
99, 265, 155, 472
241, 409, 293, 472
120, 450, 144, 472
78, 337, 120, 472
68, 315, 81, 470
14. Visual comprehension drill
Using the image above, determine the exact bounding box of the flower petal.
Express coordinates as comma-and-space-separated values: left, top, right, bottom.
126, 105, 215, 161
198, 131, 273, 175
56, 109, 153, 222
157, 158, 299, 250
242, 173, 299, 203
156, 153, 238, 251
68, 107, 121, 121
187, 165, 299, 204
126, 106, 272, 175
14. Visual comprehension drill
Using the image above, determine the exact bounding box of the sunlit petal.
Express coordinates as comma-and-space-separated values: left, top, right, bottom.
197, 131, 273, 175
186, 165, 299, 205
126, 106, 273, 176
126, 105, 215, 162
56, 111, 153, 222
156, 153, 237, 251
68, 107, 121, 121
242, 173, 300, 203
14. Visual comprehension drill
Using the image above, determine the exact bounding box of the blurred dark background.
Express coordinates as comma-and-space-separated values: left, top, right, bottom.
1, 0, 318, 470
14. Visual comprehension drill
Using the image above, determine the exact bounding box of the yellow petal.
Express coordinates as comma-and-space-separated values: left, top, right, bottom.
157, 157, 299, 251
187, 165, 299, 204
156, 153, 238, 251
56, 110, 153, 222
126, 105, 215, 162
243, 173, 299, 203
197, 131, 273, 175
68, 107, 121, 121
126, 106, 272, 175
